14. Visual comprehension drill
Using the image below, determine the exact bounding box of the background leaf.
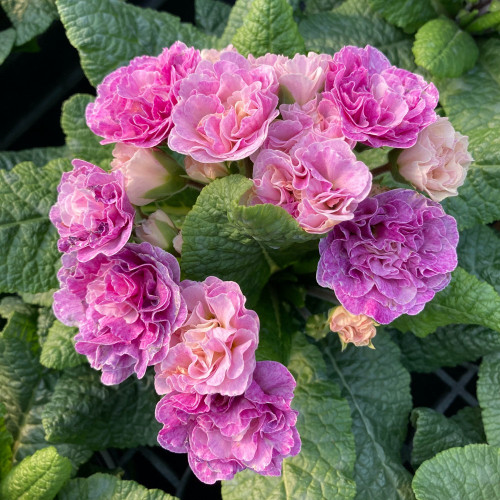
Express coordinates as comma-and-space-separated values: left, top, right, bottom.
195, 0, 231, 37
0, 28, 16, 65
0, 403, 13, 481
477, 352, 500, 447
40, 320, 85, 371
0, 146, 69, 171
370, 0, 437, 32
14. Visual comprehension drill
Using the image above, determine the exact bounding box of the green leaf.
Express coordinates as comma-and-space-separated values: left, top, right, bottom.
392, 267, 500, 337
412, 444, 500, 500
56, 0, 210, 86
393, 324, 500, 373
478, 352, 500, 447
0, 446, 72, 500
232, 0, 305, 57
303, 0, 343, 15
370, 0, 437, 32
324, 334, 414, 500
411, 407, 484, 467
0, 146, 69, 171
413, 18, 478, 78
1, 0, 58, 46
465, 10, 500, 33
61, 94, 113, 168
219, 0, 256, 46
59, 472, 178, 500
222, 334, 356, 499
195, 0, 231, 37
20, 290, 55, 308
0, 28, 16, 64
42, 365, 160, 450
181, 175, 318, 306
0, 158, 70, 294
299, 0, 417, 71
40, 321, 85, 371
0, 403, 13, 481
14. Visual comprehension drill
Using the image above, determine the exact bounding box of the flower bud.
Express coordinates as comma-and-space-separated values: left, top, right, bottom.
173, 231, 183, 255
184, 156, 229, 184
111, 143, 187, 205
135, 210, 178, 252
329, 306, 377, 350
397, 117, 472, 202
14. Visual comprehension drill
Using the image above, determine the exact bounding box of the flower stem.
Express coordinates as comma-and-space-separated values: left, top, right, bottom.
370, 162, 391, 177
186, 180, 205, 191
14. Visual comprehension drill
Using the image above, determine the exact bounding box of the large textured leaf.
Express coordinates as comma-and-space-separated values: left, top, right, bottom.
370, 0, 436, 32
0, 158, 69, 294
195, 0, 231, 37
392, 267, 500, 337
222, 334, 356, 500
299, 0, 417, 71
181, 175, 318, 306
324, 334, 414, 499
56, 0, 210, 86
0, 403, 13, 481
0, 28, 16, 65
59, 473, 178, 500
219, 0, 256, 46
40, 320, 85, 371
304, 0, 343, 15
0, 146, 69, 171
477, 352, 500, 447
394, 325, 500, 373
412, 444, 500, 500
42, 365, 160, 450
1, 0, 58, 46
232, 0, 305, 57
61, 94, 113, 168
413, 18, 478, 77
411, 407, 485, 467
0, 446, 72, 500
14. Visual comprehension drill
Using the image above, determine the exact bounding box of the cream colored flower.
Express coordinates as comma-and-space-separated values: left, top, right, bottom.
329, 306, 377, 350
184, 156, 229, 184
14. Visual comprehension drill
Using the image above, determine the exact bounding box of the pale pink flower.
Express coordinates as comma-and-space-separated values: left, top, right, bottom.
135, 210, 178, 251
329, 306, 377, 349
155, 277, 259, 396
397, 117, 472, 201
184, 156, 229, 184
200, 45, 238, 63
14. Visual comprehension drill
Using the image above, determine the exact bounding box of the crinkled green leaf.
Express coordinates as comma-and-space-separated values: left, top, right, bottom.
20, 290, 55, 308
393, 324, 500, 373
42, 365, 160, 450
324, 334, 414, 499
56, 0, 210, 86
181, 175, 318, 306
478, 352, 500, 447
0, 403, 13, 481
1, 0, 58, 46
195, 0, 231, 37
61, 94, 113, 168
411, 407, 484, 467
371, 0, 437, 32
412, 444, 500, 500
304, 0, 343, 15
413, 18, 478, 78
0, 28, 16, 64
222, 334, 356, 500
40, 321, 85, 370
0, 146, 69, 171
232, 0, 305, 57
299, 0, 417, 71
219, 0, 256, 46
0, 446, 72, 500
465, 10, 500, 33
392, 267, 500, 337
59, 472, 178, 500
0, 158, 70, 294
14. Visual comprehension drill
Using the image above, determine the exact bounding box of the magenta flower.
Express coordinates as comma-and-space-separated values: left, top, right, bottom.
156, 361, 301, 484
324, 45, 438, 148
155, 277, 259, 396
317, 189, 458, 324
86, 42, 201, 148
252, 138, 372, 234
49, 159, 134, 262
53, 243, 187, 385
168, 51, 279, 162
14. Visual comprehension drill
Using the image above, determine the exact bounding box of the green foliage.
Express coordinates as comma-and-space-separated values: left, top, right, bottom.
411, 407, 485, 467
59, 472, 179, 500
56, 0, 210, 86
0, 446, 72, 500
40, 321, 85, 370
370, 0, 437, 33
61, 94, 113, 168
42, 365, 160, 450
222, 334, 356, 499
478, 352, 500, 447
181, 175, 318, 306
0, 403, 13, 481
413, 18, 478, 77
232, 0, 306, 57
195, 0, 231, 37
412, 444, 500, 499
1, 0, 58, 46
392, 267, 500, 337
0, 28, 16, 64
0, 158, 69, 294
324, 335, 414, 499
299, 0, 417, 71
303, 0, 343, 15
0, 146, 69, 171
219, 0, 256, 46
